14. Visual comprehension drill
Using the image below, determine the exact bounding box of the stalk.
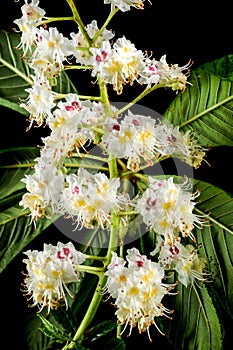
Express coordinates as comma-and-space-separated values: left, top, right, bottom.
65, 0, 92, 46
62, 211, 119, 349
92, 8, 119, 43
62, 75, 120, 350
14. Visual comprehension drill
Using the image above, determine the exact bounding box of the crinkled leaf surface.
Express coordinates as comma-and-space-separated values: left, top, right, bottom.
163, 54, 233, 147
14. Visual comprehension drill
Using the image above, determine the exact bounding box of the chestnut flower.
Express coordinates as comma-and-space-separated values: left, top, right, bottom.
151, 238, 210, 287
22, 242, 87, 312
60, 169, 124, 229
104, 248, 176, 341
135, 176, 205, 243
101, 111, 207, 170
13, 0, 46, 55
104, 0, 145, 12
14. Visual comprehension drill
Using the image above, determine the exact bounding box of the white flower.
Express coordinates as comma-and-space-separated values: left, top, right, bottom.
60, 169, 122, 229
20, 0, 46, 23
104, 0, 145, 12
93, 36, 145, 93
13, 19, 38, 54
152, 239, 209, 287
19, 156, 64, 221
101, 111, 158, 170
104, 248, 176, 340
19, 192, 46, 223
139, 55, 191, 91
29, 58, 61, 81
135, 176, 204, 242
70, 20, 114, 65
154, 122, 207, 169
13, 0, 46, 55
22, 242, 86, 312
33, 27, 73, 68
20, 76, 55, 127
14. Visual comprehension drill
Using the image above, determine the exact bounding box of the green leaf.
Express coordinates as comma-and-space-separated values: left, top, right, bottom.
38, 314, 74, 344
83, 319, 124, 350
0, 30, 32, 114
103, 338, 126, 350
163, 55, 233, 147
85, 319, 118, 342
87, 337, 125, 350
0, 205, 54, 273
167, 284, 222, 350
194, 179, 233, 315
197, 54, 233, 81
0, 96, 29, 116
0, 147, 39, 202
25, 310, 54, 350
71, 274, 98, 322
164, 178, 233, 349
0, 29, 77, 115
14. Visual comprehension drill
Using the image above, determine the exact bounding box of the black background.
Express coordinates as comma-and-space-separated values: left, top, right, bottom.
0, 0, 232, 349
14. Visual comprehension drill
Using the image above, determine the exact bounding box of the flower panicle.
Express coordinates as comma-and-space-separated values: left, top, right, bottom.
103, 248, 177, 340
22, 242, 87, 313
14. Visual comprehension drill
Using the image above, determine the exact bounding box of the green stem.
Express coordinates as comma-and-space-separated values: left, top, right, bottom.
53, 92, 100, 101
0, 163, 35, 169
98, 75, 114, 115
77, 95, 101, 101
108, 153, 118, 179
77, 264, 105, 275
63, 65, 92, 70
71, 153, 108, 162
117, 210, 138, 216
64, 163, 109, 171
92, 8, 119, 43
61, 75, 120, 350
62, 212, 119, 349
66, 0, 91, 46
116, 83, 166, 115
85, 254, 106, 263
39, 16, 73, 26
62, 273, 106, 349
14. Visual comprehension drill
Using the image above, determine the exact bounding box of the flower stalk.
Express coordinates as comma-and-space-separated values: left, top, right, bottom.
65, 0, 92, 46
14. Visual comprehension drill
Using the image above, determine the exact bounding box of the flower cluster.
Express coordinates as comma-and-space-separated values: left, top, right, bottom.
19, 163, 126, 229
101, 111, 206, 171
60, 169, 124, 229
14, 0, 191, 128
136, 176, 204, 243
151, 237, 209, 287
19, 89, 206, 224
13, 0, 46, 54
22, 242, 87, 312
104, 0, 145, 12
104, 247, 176, 340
